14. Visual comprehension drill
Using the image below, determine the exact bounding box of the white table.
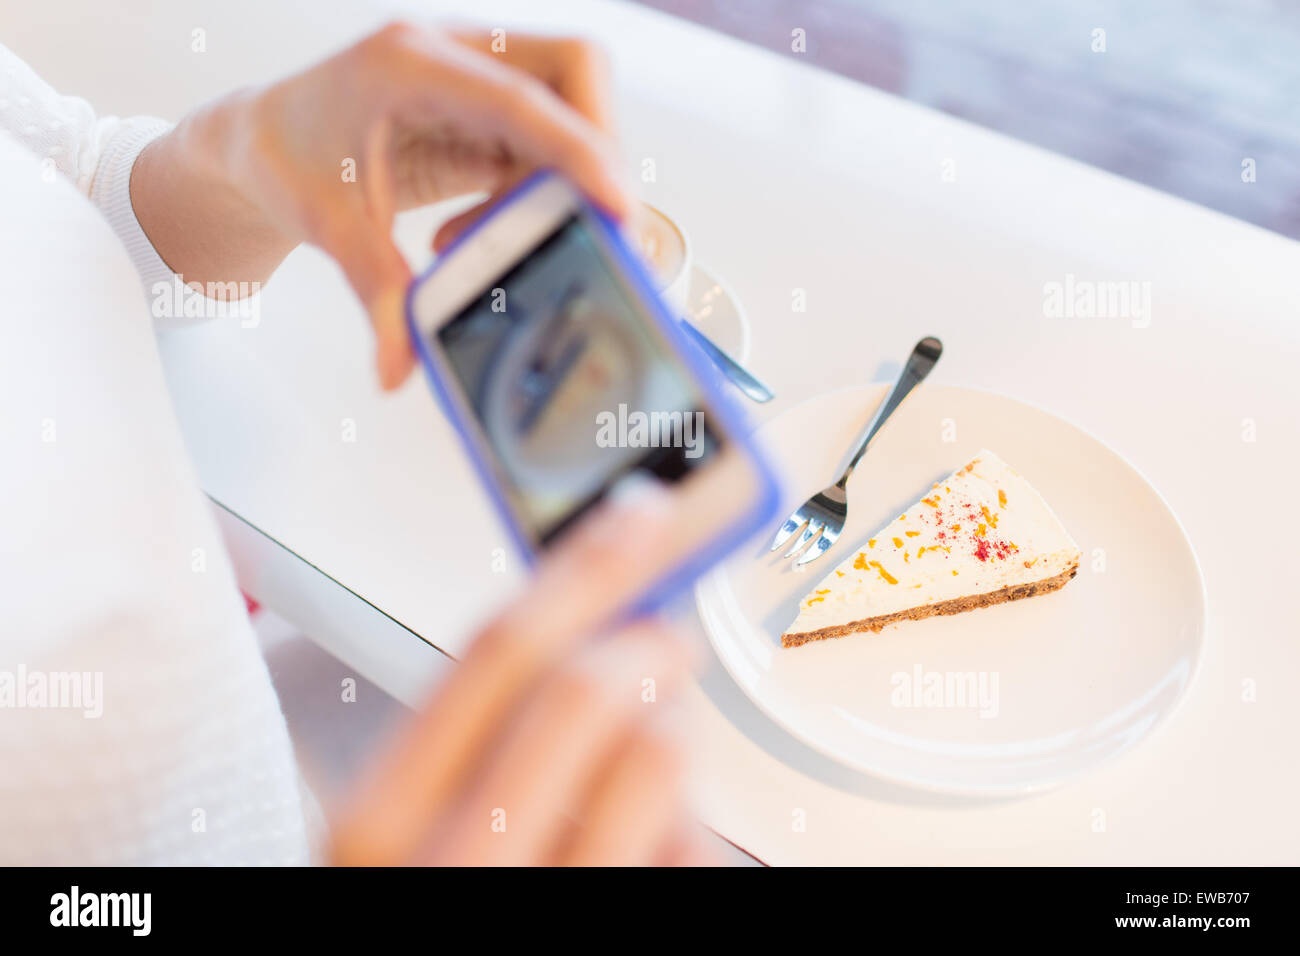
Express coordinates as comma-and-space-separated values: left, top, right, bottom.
13, 0, 1298, 865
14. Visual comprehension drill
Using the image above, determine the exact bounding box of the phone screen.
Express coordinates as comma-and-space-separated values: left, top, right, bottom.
436, 214, 722, 545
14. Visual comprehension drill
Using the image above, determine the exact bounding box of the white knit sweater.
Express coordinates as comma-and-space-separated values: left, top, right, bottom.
0, 42, 312, 864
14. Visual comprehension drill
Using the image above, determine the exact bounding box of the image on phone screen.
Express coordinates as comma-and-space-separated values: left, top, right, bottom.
436, 214, 722, 544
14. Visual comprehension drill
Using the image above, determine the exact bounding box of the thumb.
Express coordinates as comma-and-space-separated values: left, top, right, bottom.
326, 220, 415, 390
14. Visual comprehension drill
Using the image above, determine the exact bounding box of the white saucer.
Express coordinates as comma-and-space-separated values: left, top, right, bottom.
685, 264, 751, 363
695, 384, 1206, 795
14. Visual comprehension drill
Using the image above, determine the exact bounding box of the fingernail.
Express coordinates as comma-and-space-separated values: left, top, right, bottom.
375, 335, 414, 390
376, 348, 402, 390
606, 470, 672, 516
582, 473, 672, 554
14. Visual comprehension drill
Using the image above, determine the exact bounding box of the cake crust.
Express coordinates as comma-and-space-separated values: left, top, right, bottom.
781, 562, 1079, 648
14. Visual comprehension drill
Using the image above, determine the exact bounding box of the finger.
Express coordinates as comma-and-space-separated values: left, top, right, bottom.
446, 31, 616, 134
427, 620, 691, 866
432, 201, 485, 253
555, 722, 686, 866
431, 169, 531, 253
312, 119, 416, 390
658, 823, 726, 867
382, 25, 634, 219
325, 222, 414, 390
475, 478, 680, 654
331, 479, 681, 864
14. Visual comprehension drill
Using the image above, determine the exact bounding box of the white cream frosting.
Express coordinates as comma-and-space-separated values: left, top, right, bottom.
786, 450, 1081, 637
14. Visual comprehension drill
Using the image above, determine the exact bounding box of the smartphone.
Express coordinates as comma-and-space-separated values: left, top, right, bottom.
406, 172, 779, 614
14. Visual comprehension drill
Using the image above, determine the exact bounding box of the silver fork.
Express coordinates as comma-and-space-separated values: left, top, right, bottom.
770, 336, 943, 566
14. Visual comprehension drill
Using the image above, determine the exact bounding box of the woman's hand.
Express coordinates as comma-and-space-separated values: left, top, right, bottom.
329, 487, 717, 866
131, 22, 633, 388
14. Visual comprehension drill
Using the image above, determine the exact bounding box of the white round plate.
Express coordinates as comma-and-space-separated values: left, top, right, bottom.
696, 385, 1206, 795
685, 264, 750, 363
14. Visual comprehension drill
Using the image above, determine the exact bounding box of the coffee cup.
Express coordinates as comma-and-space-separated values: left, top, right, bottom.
634, 202, 692, 317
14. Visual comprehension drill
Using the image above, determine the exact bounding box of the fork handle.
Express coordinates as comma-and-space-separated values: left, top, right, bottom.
836, 336, 943, 487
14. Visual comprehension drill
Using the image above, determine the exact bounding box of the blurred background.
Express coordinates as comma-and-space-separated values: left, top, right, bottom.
7, 0, 1294, 238
636, 0, 1300, 238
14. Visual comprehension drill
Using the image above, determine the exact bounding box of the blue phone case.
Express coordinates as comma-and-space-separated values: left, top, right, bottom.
405, 170, 780, 618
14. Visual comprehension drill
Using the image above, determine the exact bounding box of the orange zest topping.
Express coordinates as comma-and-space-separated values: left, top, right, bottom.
905, 530, 920, 537
976, 523, 987, 538
922, 498, 938, 508
807, 596, 824, 605
868, 560, 897, 585
998, 489, 1007, 508
853, 553, 868, 570
951, 569, 959, 576
892, 536, 904, 548
836, 570, 845, 577
868, 538, 877, 549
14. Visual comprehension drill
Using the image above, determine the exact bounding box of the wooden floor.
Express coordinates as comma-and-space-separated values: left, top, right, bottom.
633, 0, 1300, 239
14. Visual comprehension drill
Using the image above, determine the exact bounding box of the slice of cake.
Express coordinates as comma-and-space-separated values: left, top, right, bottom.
782, 450, 1080, 648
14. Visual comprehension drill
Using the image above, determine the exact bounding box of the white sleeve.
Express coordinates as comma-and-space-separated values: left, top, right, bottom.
0, 42, 253, 325
0, 101, 312, 866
